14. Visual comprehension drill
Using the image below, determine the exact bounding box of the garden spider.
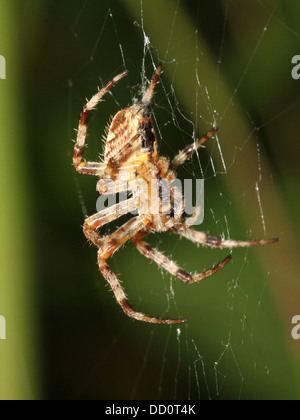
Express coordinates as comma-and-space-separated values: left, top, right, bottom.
73, 63, 277, 324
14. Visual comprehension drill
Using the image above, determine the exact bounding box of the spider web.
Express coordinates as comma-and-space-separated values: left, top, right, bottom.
34, 0, 300, 400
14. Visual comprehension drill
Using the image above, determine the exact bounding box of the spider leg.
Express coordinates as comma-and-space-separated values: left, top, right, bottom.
83, 197, 139, 248
172, 227, 278, 248
132, 237, 231, 285
73, 71, 127, 175
171, 127, 218, 169
93, 216, 185, 324
142, 63, 162, 105
98, 259, 184, 324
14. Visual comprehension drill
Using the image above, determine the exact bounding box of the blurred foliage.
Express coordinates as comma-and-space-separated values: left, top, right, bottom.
1, 0, 300, 399
0, 2, 40, 399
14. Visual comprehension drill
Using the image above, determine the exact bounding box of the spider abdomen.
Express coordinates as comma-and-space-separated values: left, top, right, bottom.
104, 104, 156, 164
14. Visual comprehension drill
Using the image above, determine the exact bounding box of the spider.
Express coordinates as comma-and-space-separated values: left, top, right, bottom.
73, 63, 277, 324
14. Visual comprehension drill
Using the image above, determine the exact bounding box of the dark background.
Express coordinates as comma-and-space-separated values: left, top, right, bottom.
0, 0, 300, 400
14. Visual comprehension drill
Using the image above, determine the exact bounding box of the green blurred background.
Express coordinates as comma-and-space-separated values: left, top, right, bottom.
0, 0, 300, 400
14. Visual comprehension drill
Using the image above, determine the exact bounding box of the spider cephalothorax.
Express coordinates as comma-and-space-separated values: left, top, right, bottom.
73, 63, 277, 324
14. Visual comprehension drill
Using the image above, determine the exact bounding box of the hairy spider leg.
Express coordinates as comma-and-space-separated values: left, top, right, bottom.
99, 260, 185, 324
142, 62, 163, 105
132, 236, 232, 285
95, 216, 186, 324
171, 127, 218, 169
73, 71, 127, 175
172, 227, 278, 248
83, 197, 186, 323
83, 197, 139, 247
